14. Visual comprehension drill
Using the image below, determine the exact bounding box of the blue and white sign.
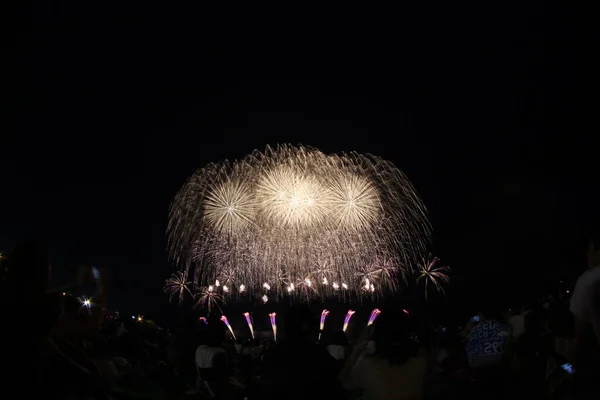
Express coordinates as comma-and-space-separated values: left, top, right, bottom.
466, 320, 509, 364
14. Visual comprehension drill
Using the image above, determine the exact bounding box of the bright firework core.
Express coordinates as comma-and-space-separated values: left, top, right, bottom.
168, 144, 430, 301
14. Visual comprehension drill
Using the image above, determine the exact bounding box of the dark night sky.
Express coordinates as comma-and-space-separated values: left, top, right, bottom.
5, 3, 597, 318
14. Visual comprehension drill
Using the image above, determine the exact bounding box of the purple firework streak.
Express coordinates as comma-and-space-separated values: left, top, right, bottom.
220, 315, 236, 340
367, 308, 381, 326
269, 312, 277, 341
243, 312, 255, 339
320, 309, 330, 331
343, 309, 356, 332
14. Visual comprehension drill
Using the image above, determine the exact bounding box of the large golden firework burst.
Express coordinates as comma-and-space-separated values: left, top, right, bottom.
167, 144, 431, 302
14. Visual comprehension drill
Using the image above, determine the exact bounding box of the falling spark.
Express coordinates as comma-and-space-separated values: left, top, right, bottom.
269, 312, 277, 341
220, 315, 236, 340
167, 144, 431, 301
223, 285, 229, 293
417, 253, 450, 300
367, 308, 381, 326
199, 317, 207, 324
343, 309, 356, 332
263, 282, 271, 291
243, 312, 255, 339
261, 294, 268, 303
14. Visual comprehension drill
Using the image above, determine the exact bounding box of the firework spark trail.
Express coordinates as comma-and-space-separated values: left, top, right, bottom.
243, 312, 255, 339
220, 315, 236, 340
367, 308, 381, 326
269, 312, 277, 341
417, 253, 450, 300
343, 309, 355, 332
196, 286, 225, 313
167, 144, 431, 302
163, 271, 194, 304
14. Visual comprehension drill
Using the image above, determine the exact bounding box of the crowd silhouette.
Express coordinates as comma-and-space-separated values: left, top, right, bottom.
1, 235, 599, 399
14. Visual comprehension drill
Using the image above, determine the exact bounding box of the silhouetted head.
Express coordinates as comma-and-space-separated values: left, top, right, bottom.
477, 296, 505, 322
205, 315, 226, 346
3, 241, 50, 299
371, 308, 418, 366
123, 318, 138, 333
62, 294, 82, 315
331, 331, 349, 346
1, 242, 61, 338
284, 305, 318, 343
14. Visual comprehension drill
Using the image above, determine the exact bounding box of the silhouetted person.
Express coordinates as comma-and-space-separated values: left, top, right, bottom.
1, 242, 60, 392
327, 331, 349, 363
2, 242, 84, 398
261, 305, 338, 400
1, 242, 58, 334
339, 308, 427, 400
195, 316, 229, 398
570, 233, 600, 398
464, 302, 510, 400
1, 242, 110, 399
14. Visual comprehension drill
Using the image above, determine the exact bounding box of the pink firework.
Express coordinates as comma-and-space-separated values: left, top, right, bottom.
220, 315, 236, 340
319, 309, 330, 331
269, 312, 277, 341
243, 312, 255, 339
343, 309, 356, 332
318, 309, 330, 341
367, 308, 381, 326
